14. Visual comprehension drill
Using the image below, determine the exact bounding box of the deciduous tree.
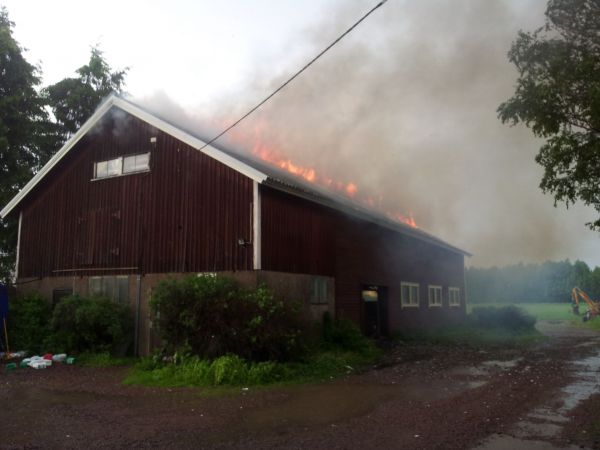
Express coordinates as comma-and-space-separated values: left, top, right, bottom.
498, 0, 600, 229
44, 46, 128, 142
0, 7, 49, 280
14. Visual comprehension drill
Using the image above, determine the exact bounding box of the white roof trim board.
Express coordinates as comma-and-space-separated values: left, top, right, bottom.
1, 94, 469, 256
0, 94, 268, 218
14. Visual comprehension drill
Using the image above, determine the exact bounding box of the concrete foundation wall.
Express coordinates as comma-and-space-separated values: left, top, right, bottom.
16, 270, 335, 356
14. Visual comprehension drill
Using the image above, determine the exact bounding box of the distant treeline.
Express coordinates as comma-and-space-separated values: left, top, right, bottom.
466, 260, 600, 303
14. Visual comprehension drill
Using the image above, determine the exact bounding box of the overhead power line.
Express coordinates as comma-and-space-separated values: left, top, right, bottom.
198, 0, 388, 151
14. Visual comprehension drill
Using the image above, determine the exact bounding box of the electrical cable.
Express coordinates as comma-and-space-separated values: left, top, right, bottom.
198, 0, 388, 151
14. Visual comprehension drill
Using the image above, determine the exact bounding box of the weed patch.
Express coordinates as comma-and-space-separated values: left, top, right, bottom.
125, 315, 380, 389
124, 348, 379, 388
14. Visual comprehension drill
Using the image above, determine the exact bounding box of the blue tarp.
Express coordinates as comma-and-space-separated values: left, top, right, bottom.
0, 283, 8, 320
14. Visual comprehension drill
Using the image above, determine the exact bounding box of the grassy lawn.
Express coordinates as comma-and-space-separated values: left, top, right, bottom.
468, 302, 575, 321
468, 302, 600, 333
395, 325, 543, 348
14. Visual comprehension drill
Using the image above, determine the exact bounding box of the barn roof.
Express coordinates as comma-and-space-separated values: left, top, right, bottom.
1, 94, 470, 257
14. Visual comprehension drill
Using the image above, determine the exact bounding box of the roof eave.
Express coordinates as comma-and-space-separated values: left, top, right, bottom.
0, 94, 268, 218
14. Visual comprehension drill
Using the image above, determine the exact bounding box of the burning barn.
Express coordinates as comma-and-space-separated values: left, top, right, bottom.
1, 95, 469, 355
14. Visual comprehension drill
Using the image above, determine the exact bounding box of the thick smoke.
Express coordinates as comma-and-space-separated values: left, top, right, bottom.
137, 0, 600, 267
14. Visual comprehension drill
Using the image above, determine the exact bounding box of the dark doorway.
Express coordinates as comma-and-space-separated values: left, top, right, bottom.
361, 285, 388, 338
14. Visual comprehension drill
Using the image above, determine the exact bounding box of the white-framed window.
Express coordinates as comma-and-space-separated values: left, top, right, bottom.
94, 152, 150, 179
401, 282, 420, 308
449, 287, 461, 307
94, 157, 122, 179
123, 153, 150, 174
428, 285, 442, 307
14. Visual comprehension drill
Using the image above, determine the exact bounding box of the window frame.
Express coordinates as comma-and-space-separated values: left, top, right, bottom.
89, 275, 130, 304
93, 152, 150, 180
123, 152, 150, 174
401, 282, 420, 308
428, 285, 443, 308
310, 276, 329, 305
449, 287, 461, 307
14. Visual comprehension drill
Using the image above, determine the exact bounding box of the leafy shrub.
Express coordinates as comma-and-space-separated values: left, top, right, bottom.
7, 293, 51, 353
150, 275, 305, 362
469, 305, 536, 331
46, 294, 132, 354
322, 312, 373, 354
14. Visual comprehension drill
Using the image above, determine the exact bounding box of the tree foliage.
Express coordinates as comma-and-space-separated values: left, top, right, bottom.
498, 0, 600, 229
0, 6, 127, 280
44, 47, 128, 140
0, 7, 50, 280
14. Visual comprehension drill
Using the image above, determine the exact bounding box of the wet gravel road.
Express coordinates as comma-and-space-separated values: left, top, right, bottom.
1, 320, 599, 450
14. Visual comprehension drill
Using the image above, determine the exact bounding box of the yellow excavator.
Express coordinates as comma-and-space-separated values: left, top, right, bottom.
571, 287, 600, 322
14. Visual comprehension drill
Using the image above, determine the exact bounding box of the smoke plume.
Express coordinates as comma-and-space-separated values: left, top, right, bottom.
136, 0, 600, 267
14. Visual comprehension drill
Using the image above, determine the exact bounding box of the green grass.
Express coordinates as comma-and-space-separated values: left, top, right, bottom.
468, 301, 600, 334
395, 325, 544, 348
77, 352, 136, 367
581, 319, 600, 332
123, 347, 380, 389
468, 302, 574, 321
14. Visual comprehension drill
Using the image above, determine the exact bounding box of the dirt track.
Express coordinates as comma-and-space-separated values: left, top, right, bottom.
1, 321, 599, 449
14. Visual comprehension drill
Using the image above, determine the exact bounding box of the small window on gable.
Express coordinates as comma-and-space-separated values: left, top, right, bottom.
428, 285, 442, 307
401, 282, 420, 308
94, 157, 121, 179
106, 157, 122, 176
95, 160, 109, 178
94, 153, 149, 179
123, 153, 150, 174
449, 287, 461, 307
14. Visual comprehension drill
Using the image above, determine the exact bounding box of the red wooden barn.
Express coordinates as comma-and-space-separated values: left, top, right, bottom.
1, 95, 469, 355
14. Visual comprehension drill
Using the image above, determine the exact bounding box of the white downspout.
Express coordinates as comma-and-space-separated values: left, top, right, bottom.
253, 181, 261, 270
14, 211, 22, 281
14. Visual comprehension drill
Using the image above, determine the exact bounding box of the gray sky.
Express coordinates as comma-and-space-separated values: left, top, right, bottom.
4, 0, 600, 268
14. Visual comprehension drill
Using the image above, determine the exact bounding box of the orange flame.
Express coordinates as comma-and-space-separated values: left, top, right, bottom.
222, 122, 417, 228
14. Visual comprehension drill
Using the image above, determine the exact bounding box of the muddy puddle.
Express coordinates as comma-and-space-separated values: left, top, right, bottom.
220, 354, 533, 441
232, 376, 480, 436
474, 334, 600, 450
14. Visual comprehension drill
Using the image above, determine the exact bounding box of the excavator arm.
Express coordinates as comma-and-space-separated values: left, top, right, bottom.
571, 287, 600, 321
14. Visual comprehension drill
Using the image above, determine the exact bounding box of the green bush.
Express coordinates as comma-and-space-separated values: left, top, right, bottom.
322, 313, 372, 353
469, 305, 536, 331
46, 294, 132, 354
7, 293, 51, 353
150, 275, 305, 362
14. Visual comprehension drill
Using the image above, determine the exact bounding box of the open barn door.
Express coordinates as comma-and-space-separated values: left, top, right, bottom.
362, 285, 388, 338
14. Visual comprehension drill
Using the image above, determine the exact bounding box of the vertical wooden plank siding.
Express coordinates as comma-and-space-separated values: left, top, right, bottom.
260, 186, 336, 276
333, 218, 466, 329
18, 109, 253, 277
260, 186, 466, 330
